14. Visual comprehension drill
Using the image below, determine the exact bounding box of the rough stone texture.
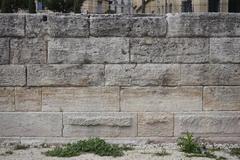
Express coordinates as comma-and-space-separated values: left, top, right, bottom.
48, 14, 89, 37
0, 38, 9, 64
130, 16, 167, 37
90, 15, 131, 37
203, 86, 240, 111
130, 38, 209, 63
10, 38, 47, 64
0, 65, 26, 86
0, 112, 62, 137
0, 14, 25, 37
105, 64, 180, 86
48, 38, 129, 64
26, 14, 49, 38
15, 87, 41, 112
42, 87, 119, 112
121, 87, 202, 112
0, 88, 14, 111
138, 113, 173, 137
210, 38, 240, 63
63, 112, 137, 137
27, 64, 104, 86
174, 112, 240, 136
180, 64, 240, 85
167, 13, 240, 37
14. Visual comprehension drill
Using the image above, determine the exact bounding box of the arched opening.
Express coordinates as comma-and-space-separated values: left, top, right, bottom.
208, 0, 220, 12
229, 0, 240, 12
181, 0, 192, 12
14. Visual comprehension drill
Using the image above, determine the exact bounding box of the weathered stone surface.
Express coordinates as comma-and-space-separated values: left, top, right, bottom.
130, 16, 167, 37
0, 38, 9, 64
26, 14, 49, 38
138, 113, 173, 137
210, 38, 240, 63
180, 64, 240, 85
0, 65, 26, 86
203, 86, 240, 111
0, 87, 14, 111
167, 13, 240, 37
48, 38, 129, 64
105, 64, 180, 86
174, 112, 240, 136
0, 14, 25, 37
10, 38, 47, 64
121, 87, 202, 112
63, 112, 137, 137
130, 38, 209, 63
15, 87, 41, 112
27, 64, 104, 86
49, 14, 89, 37
0, 112, 62, 137
42, 87, 119, 112
90, 15, 131, 37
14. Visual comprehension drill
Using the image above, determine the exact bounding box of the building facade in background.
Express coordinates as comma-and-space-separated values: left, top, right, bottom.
81, 0, 109, 14
110, 0, 133, 14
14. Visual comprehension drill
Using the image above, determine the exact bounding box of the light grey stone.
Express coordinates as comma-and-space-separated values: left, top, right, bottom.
27, 64, 104, 86
42, 87, 119, 112
63, 112, 137, 137
174, 112, 240, 136
0, 14, 25, 37
49, 14, 89, 37
10, 38, 47, 64
138, 113, 173, 137
90, 15, 131, 37
210, 38, 240, 63
105, 64, 180, 86
180, 64, 240, 85
0, 112, 62, 137
0, 38, 9, 64
0, 87, 14, 111
130, 38, 209, 63
48, 38, 129, 64
121, 87, 202, 112
203, 86, 240, 111
0, 65, 26, 86
15, 87, 42, 112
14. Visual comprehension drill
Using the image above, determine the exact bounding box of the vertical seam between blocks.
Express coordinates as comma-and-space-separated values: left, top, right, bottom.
25, 66, 27, 87
8, 39, 11, 64
136, 113, 139, 137
202, 86, 204, 111
129, 38, 131, 63
119, 86, 121, 112
208, 38, 211, 64
40, 87, 43, 112
13, 87, 16, 111
24, 15, 26, 37
103, 64, 106, 86
46, 40, 48, 64
173, 113, 175, 137
61, 112, 64, 137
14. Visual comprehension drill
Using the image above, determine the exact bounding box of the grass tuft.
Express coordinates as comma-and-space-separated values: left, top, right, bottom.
230, 148, 240, 158
177, 132, 201, 154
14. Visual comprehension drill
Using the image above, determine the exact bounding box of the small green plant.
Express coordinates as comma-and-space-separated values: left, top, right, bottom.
14, 144, 30, 150
230, 147, 240, 158
177, 132, 201, 154
155, 147, 170, 156
0, 150, 13, 156
44, 138, 125, 157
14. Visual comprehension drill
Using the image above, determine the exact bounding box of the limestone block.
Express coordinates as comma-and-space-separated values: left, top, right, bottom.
0, 65, 26, 86
138, 113, 173, 137
0, 87, 14, 111
48, 38, 129, 64
10, 38, 47, 64
167, 13, 240, 37
27, 64, 104, 86
90, 15, 131, 37
210, 38, 240, 63
0, 112, 62, 137
0, 14, 25, 37
49, 14, 89, 37
63, 112, 137, 137
203, 86, 240, 111
121, 87, 202, 112
180, 64, 240, 85
105, 64, 180, 86
130, 38, 209, 63
174, 112, 240, 136
0, 38, 9, 64
42, 87, 119, 112
130, 16, 167, 37
15, 87, 41, 112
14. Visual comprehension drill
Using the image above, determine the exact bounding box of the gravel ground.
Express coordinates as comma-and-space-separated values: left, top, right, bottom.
0, 143, 239, 160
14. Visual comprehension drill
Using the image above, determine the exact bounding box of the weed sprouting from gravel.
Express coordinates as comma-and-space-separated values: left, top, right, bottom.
14, 144, 30, 150
230, 147, 240, 158
177, 132, 201, 154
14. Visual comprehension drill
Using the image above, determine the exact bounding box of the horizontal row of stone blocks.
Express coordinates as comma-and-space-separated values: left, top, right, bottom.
1, 37, 240, 65
0, 112, 239, 137
1, 64, 240, 86
1, 13, 240, 38
1, 86, 240, 112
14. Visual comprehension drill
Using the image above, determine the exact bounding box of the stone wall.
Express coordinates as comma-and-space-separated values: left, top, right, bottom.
0, 13, 240, 145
